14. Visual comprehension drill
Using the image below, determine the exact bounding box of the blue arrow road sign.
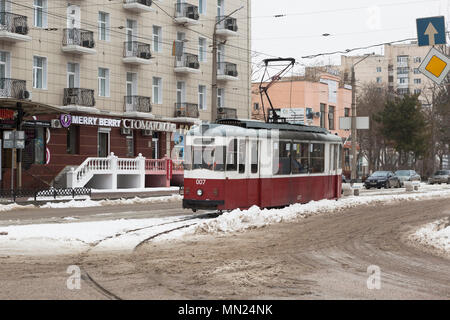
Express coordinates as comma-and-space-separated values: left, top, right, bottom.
416, 16, 446, 46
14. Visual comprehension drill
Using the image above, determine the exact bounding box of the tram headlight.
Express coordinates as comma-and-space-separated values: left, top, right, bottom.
197, 189, 203, 197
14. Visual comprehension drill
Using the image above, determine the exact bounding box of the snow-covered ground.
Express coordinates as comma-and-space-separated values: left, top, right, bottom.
0, 194, 182, 211
0, 183, 449, 255
409, 218, 450, 254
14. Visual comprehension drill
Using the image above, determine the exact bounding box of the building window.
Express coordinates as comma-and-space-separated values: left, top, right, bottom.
98, 67, 110, 97
34, 0, 47, 28
0, 51, 10, 83
152, 77, 162, 104
198, 37, 207, 62
254, 102, 259, 111
98, 12, 110, 41
153, 26, 162, 52
414, 78, 422, 84
217, 88, 224, 108
199, 0, 206, 14
320, 103, 326, 128
344, 107, 350, 117
198, 85, 206, 110
414, 89, 422, 95
376, 77, 382, 83
126, 131, 134, 157
397, 67, 409, 74
328, 106, 335, 130
67, 63, 79, 88
376, 67, 382, 72
414, 57, 422, 63
414, 68, 420, 74
33, 56, 47, 89
67, 126, 79, 155
399, 78, 407, 84
397, 55, 408, 64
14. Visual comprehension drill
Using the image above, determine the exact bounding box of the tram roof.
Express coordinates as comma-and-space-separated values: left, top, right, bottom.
215, 119, 330, 135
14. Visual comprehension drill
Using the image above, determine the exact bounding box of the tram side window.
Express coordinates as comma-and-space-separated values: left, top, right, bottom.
276, 141, 291, 175
292, 142, 309, 174
215, 146, 226, 172
251, 140, 258, 174
310, 143, 325, 173
338, 145, 343, 169
238, 139, 246, 173
333, 144, 338, 171
226, 139, 237, 171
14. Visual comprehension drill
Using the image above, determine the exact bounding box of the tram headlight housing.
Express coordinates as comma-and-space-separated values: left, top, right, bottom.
197, 189, 203, 197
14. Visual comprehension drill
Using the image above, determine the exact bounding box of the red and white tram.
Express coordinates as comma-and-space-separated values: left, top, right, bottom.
183, 119, 343, 212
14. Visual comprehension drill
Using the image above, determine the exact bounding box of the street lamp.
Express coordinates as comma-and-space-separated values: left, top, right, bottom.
350, 52, 374, 183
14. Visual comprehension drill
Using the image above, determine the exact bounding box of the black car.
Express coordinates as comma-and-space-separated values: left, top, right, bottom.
364, 171, 401, 189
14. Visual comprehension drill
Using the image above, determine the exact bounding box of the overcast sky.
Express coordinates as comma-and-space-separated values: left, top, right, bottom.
251, 0, 449, 71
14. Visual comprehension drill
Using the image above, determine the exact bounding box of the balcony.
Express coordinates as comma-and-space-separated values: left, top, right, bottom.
174, 3, 200, 25
123, 41, 152, 65
63, 88, 95, 107
62, 29, 96, 55
0, 12, 31, 42
216, 16, 238, 37
124, 96, 152, 113
217, 107, 237, 120
175, 103, 199, 118
0, 78, 28, 99
217, 62, 238, 81
174, 53, 201, 74
123, 0, 154, 12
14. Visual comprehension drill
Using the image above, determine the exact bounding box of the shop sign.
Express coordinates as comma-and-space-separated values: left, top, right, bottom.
0, 109, 15, 120
66, 115, 177, 132
23, 120, 51, 128
3, 131, 25, 149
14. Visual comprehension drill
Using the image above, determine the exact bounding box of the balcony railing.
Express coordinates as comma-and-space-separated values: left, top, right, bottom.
63, 28, 95, 48
175, 103, 199, 118
175, 53, 200, 69
124, 96, 152, 113
217, 62, 238, 77
0, 12, 29, 35
0, 78, 27, 99
63, 88, 95, 107
175, 3, 199, 21
124, 0, 152, 6
123, 41, 152, 60
216, 16, 238, 32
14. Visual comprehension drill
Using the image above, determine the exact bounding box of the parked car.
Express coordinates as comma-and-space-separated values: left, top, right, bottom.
364, 171, 401, 189
395, 170, 421, 187
428, 170, 450, 184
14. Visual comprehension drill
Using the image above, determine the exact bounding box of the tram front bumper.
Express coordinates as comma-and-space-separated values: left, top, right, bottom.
183, 199, 225, 210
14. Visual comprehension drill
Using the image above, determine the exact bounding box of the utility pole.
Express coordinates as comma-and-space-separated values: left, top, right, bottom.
351, 53, 374, 183
211, 6, 244, 123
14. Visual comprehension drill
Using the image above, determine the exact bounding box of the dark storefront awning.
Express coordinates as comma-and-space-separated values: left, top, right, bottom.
0, 99, 62, 117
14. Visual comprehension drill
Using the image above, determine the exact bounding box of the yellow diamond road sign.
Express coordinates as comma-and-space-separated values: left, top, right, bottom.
419, 47, 450, 84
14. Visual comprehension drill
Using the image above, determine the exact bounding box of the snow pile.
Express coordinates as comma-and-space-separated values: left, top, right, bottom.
0, 203, 35, 212
38, 194, 182, 209
410, 218, 450, 254
158, 187, 450, 240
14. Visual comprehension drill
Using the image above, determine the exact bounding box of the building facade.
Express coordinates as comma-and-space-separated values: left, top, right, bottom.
340, 43, 433, 104
0, 0, 252, 189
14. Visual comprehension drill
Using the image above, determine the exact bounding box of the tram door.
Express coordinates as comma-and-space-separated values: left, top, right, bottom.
247, 139, 260, 207
329, 144, 338, 198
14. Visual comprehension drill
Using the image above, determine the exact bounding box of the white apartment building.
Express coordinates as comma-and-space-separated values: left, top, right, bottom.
0, 0, 252, 189
340, 43, 434, 105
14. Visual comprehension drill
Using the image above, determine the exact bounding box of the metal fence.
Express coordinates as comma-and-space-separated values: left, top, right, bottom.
175, 3, 199, 20
0, 12, 29, 35
124, 95, 152, 113
0, 78, 27, 99
124, 0, 153, 6
217, 62, 238, 77
63, 28, 95, 48
175, 102, 200, 118
63, 88, 96, 107
216, 16, 238, 32
0, 188, 91, 202
123, 41, 152, 59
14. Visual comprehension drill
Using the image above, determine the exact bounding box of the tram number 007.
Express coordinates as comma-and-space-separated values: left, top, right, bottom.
196, 179, 206, 185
